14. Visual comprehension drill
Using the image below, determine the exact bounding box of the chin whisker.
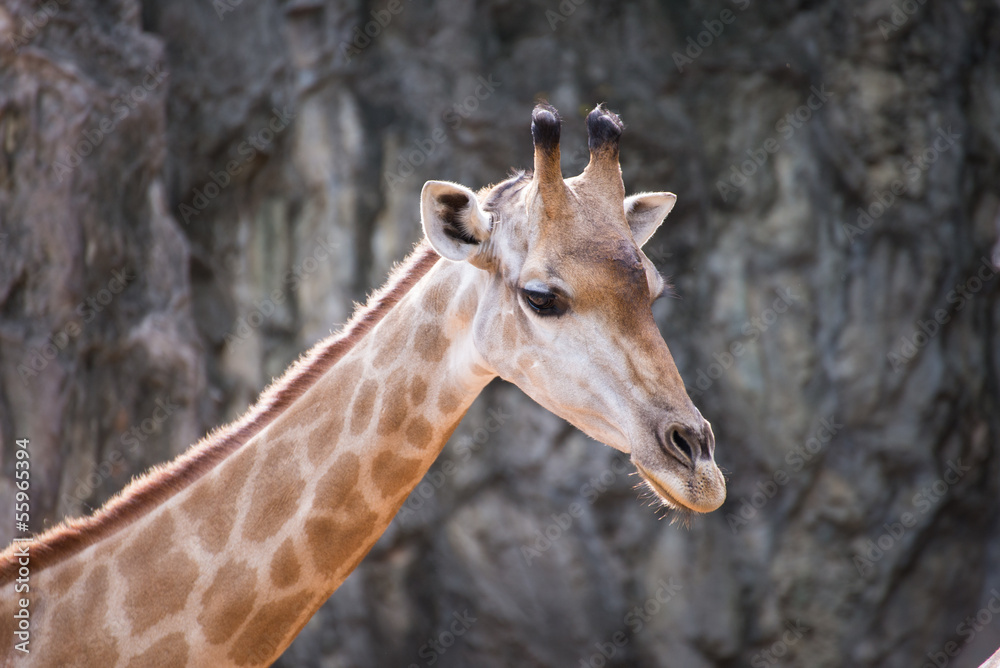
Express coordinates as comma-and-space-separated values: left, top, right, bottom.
633, 479, 693, 528
667, 508, 693, 528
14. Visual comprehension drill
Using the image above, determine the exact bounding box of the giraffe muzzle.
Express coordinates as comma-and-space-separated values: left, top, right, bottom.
632, 419, 726, 514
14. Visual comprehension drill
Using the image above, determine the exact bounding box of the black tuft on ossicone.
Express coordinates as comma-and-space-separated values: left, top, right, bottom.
531, 103, 562, 151
586, 104, 623, 152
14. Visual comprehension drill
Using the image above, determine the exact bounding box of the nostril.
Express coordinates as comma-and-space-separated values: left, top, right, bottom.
670, 428, 694, 463
658, 425, 706, 468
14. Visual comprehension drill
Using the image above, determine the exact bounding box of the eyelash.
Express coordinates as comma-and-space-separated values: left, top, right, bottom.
651, 272, 673, 303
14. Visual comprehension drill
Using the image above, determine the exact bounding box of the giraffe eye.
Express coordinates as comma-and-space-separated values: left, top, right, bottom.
525, 290, 554, 309
522, 288, 559, 315
521, 279, 566, 316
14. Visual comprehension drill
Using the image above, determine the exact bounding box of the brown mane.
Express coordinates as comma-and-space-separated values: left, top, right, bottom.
0, 242, 440, 583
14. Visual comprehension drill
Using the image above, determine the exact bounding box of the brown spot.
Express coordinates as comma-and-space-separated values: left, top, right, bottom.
127, 632, 189, 668
181, 444, 255, 553
0, 608, 14, 657
349, 379, 379, 435
372, 451, 424, 499
377, 374, 409, 436
242, 442, 306, 543
305, 510, 377, 578
422, 280, 451, 314
342, 494, 374, 519
306, 415, 344, 465
271, 538, 302, 589
437, 388, 461, 415
38, 564, 116, 662
373, 318, 411, 369
275, 401, 320, 436
459, 285, 477, 312
502, 315, 520, 346
405, 417, 434, 449
47, 560, 85, 596
409, 375, 428, 406
317, 359, 364, 410
305, 366, 365, 465
198, 559, 258, 644
82, 563, 110, 619
312, 452, 361, 512
119, 512, 199, 634
228, 590, 314, 666
414, 323, 449, 363
96, 537, 121, 562
37, 563, 120, 666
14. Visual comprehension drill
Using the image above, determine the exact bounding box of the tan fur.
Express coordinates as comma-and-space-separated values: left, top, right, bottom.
126, 632, 189, 668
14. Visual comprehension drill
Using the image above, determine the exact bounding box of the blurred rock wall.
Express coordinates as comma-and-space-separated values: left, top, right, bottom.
1, 0, 998, 666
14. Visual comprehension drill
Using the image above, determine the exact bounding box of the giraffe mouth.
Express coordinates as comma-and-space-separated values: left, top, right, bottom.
632, 461, 725, 514
633, 463, 689, 511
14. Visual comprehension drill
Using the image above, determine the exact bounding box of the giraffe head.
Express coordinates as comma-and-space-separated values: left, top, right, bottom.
420, 103, 725, 514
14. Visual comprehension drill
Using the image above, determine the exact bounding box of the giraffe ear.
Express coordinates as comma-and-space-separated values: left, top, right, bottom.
421, 181, 492, 262
625, 192, 676, 248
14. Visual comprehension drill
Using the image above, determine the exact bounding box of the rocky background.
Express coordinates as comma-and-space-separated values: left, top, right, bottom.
1, 0, 999, 666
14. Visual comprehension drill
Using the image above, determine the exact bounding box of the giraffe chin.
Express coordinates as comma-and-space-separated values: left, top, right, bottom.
632, 461, 726, 515
633, 463, 690, 510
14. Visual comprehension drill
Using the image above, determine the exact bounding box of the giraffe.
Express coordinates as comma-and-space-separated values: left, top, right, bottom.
0, 103, 726, 666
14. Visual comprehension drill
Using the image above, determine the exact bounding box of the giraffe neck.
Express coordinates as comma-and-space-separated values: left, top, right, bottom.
250, 256, 492, 586
18, 257, 494, 667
